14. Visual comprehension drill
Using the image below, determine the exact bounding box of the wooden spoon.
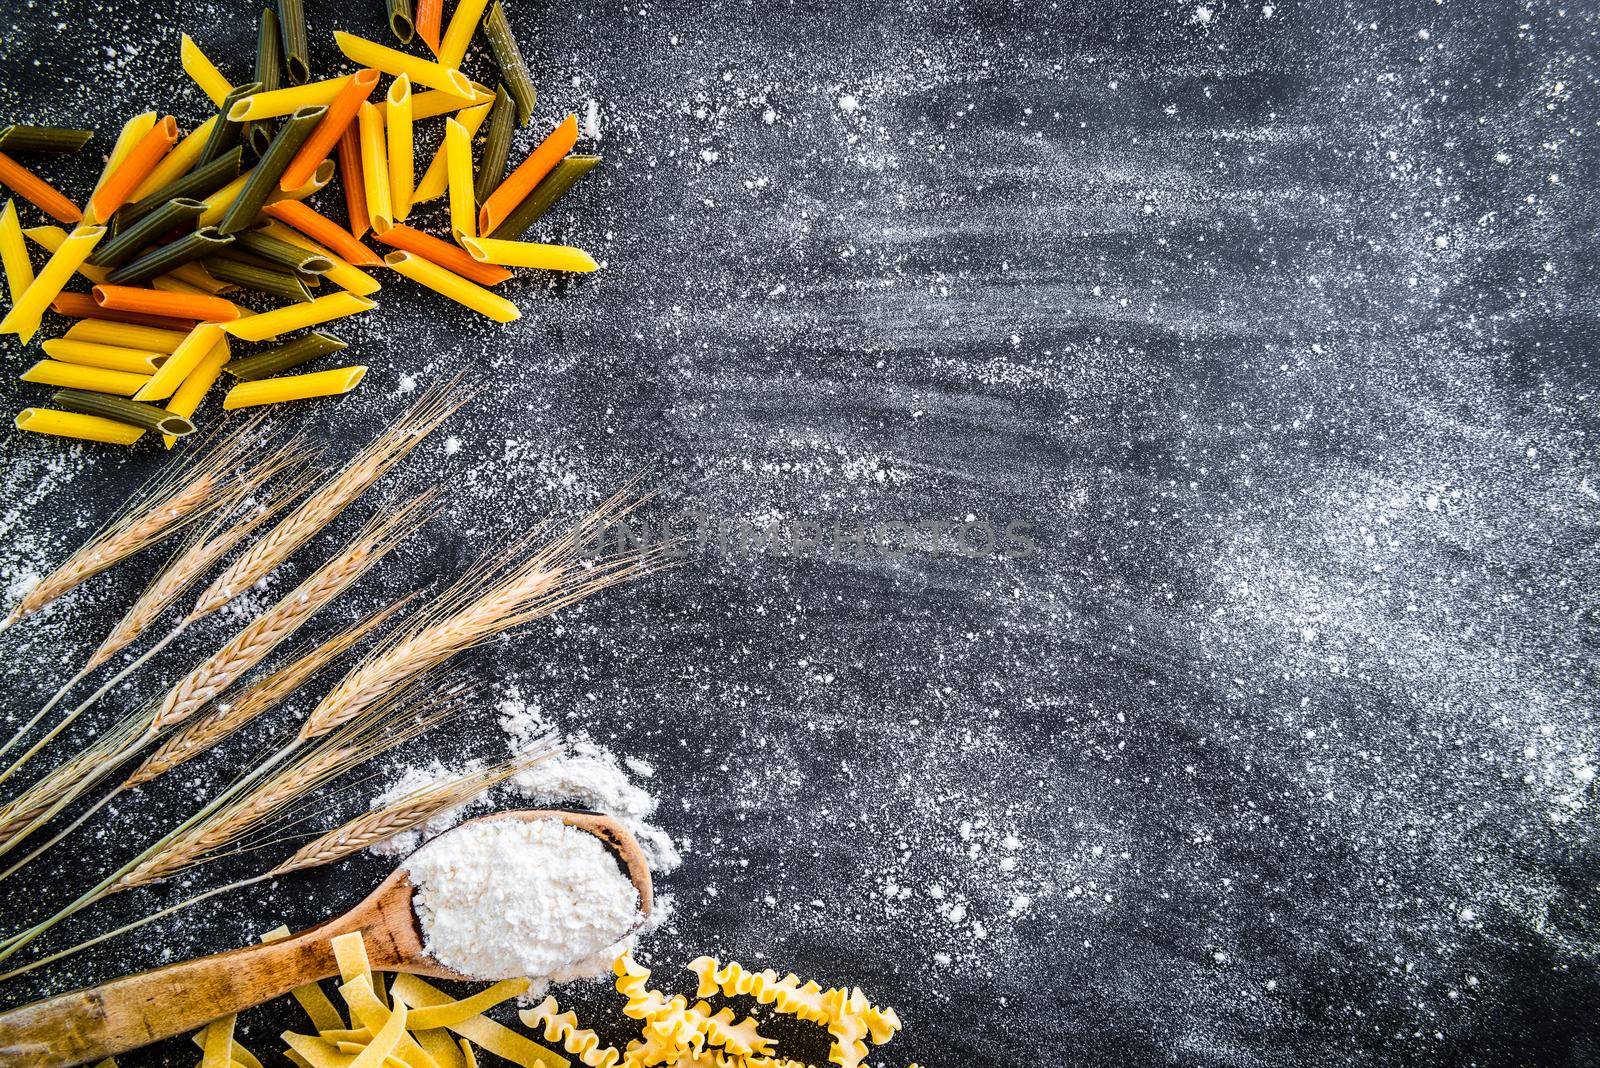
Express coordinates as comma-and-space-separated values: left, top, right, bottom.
0, 809, 651, 1068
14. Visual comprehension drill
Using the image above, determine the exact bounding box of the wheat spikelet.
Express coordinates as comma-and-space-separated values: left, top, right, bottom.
271, 742, 560, 874
84, 459, 312, 675
304, 486, 669, 741
147, 494, 436, 737
0, 713, 149, 846
4, 417, 268, 628
187, 382, 465, 624
124, 593, 417, 789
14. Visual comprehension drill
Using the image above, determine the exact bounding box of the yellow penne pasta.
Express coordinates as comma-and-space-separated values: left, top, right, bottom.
24, 225, 110, 284
229, 78, 352, 122
357, 103, 393, 228
445, 118, 475, 239
43, 339, 165, 372
164, 261, 233, 295
222, 366, 367, 409
21, 360, 151, 395
1, 224, 105, 343
414, 102, 490, 203
383, 250, 518, 322
63, 320, 188, 352
161, 334, 228, 448
459, 237, 598, 273
87, 113, 157, 223
259, 221, 381, 296
199, 169, 251, 227
15, 407, 144, 445
387, 76, 414, 221
333, 32, 474, 97
135, 322, 227, 401
410, 84, 495, 121
389, 975, 565, 1068
181, 35, 232, 106
222, 292, 375, 341
131, 116, 218, 200
437, 0, 491, 69
0, 199, 32, 305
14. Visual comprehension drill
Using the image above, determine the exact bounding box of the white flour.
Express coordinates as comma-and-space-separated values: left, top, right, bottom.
405, 817, 642, 983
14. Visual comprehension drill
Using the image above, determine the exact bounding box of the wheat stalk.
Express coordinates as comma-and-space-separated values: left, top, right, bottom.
123, 593, 417, 790
1, 417, 266, 630
306, 485, 670, 740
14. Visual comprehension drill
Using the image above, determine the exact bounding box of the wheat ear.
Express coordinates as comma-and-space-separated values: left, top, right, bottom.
305, 486, 670, 740
123, 593, 418, 790
0, 742, 555, 983
1, 416, 266, 630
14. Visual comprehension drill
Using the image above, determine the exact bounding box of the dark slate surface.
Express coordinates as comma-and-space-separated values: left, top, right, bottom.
1, 0, 1598, 1065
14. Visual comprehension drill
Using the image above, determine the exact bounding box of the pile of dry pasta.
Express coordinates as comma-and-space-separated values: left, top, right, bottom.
0, 0, 598, 448
123, 928, 912, 1068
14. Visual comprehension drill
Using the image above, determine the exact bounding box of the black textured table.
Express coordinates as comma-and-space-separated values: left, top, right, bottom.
1, 1, 1597, 1065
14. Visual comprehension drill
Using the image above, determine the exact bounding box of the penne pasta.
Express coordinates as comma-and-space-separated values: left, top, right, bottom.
201, 83, 260, 169
474, 86, 515, 206
1, 225, 105, 343
0, 151, 82, 224
389, 0, 416, 43
445, 117, 475, 240
383, 250, 518, 322
387, 76, 415, 221
437, 0, 491, 70
278, 0, 311, 85
371, 219, 509, 286
43, 338, 167, 372
357, 102, 394, 229
218, 105, 326, 234
162, 333, 229, 448
94, 284, 241, 323
229, 78, 351, 122
24, 225, 110, 283
0, 126, 93, 154
63, 320, 189, 352
415, 0, 444, 53
333, 31, 474, 97
258, 220, 382, 296
459, 236, 598, 273
336, 125, 370, 239
88, 198, 208, 270
221, 291, 375, 341
280, 69, 380, 191
0, 199, 33, 305
181, 34, 233, 106
478, 114, 578, 236
51, 291, 199, 331
131, 116, 218, 200
122, 150, 241, 226
150, 275, 211, 298
415, 102, 490, 203
15, 407, 144, 445
163, 260, 233, 295
21, 360, 152, 396
133, 322, 228, 401
410, 84, 496, 120
87, 116, 179, 223
484, 2, 536, 125
223, 365, 367, 409
89, 112, 156, 213
262, 201, 382, 266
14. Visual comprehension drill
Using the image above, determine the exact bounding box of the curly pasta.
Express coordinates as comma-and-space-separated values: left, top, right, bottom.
614, 957, 776, 1066
520, 997, 623, 1068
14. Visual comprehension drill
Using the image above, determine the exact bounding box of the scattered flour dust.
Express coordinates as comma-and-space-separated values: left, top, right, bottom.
404, 817, 642, 984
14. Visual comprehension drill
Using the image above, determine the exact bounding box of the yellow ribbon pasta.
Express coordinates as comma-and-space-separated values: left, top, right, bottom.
388, 974, 569, 1068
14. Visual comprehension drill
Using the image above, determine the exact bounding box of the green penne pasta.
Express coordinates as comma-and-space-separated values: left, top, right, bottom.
89, 198, 208, 269
490, 154, 601, 239
119, 148, 244, 226
225, 330, 347, 380
0, 125, 94, 153
484, 2, 536, 125
389, 0, 416, 43
52, 388, 194, 436
202, 256, 314, 303
249, 7, 284, 156
200, 82, 262, 167
234, 229, 334, 273
474, 85, 516, 205
106, 227, 234, 285
217, 106, 326, 235
277, 0, 311, 85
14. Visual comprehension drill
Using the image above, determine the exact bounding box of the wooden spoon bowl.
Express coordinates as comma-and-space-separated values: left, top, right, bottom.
0, 809, 651, 1067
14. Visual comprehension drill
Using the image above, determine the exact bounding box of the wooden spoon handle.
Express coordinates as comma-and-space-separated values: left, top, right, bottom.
0, 925, 341, 1067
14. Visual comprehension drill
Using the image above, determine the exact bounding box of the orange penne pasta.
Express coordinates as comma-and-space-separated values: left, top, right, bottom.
369, 219, 511, 287
87, 116, 179, 223
336, 125, 370, 239
263, 200, 382, 266
477, 114, 578, 236
93, 284, 241, 323
415, 0, 443, 52
280, 69, 381, 192
51, 291, 199, 330
0, 151, 81, 224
